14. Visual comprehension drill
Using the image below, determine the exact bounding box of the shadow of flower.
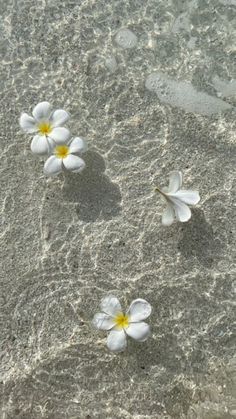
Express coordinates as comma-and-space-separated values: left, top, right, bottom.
177, 208, 221, 267
62, 150, 122, 222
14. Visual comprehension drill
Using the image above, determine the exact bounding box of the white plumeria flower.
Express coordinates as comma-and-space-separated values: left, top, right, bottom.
44, 136, 87, 176
19, 101, 70, 155
93, 295, 152, 352
156, 170, 200, 226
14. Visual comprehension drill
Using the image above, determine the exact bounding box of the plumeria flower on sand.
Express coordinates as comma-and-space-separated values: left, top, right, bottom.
44, 137, 87, 176
155, 170, 200, 226
93, 295, 152, 352
19, 101, 70, 155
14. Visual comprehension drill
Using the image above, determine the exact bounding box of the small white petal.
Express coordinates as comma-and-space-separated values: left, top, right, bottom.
172, 190, 200, 205
63, 155, 85, 173
161, 186, 169, 194
50, 109, 70, 127
19, 113, 37, 133
100, 295, 122, 316
107, 329, 127, 352
49, 127, 71, 144
32, 101, 52, 121
92, 313, 115, 330
47, 136, 56, 153
162, 203, 175, 226
69, 137, 88, 154
44, 156, 62, 176
127, 299, 152, 322
168, 171, 182, 193
125, 322, 150, 342
31, 135, 50, 155
171, 198, 192, 222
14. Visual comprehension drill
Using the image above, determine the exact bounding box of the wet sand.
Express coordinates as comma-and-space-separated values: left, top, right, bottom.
0, 0, 235, 417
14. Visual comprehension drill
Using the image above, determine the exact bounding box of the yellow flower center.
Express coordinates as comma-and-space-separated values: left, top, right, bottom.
114, 313, 129, 329
38, 122, 52, 135
54, 145, 70, 159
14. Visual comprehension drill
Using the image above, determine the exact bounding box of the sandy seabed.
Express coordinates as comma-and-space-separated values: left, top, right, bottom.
0, 0, 236, 418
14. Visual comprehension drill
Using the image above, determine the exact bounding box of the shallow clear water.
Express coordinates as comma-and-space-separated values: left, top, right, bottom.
0, 0, 236, 418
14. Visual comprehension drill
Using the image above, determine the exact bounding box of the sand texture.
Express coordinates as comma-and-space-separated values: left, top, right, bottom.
0, 0, 236, 418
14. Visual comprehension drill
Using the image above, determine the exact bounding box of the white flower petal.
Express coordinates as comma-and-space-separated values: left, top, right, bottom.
168, 171, 182, 193
125, 322, 150, 342
107, 329, 127, 352
92, 313, 115, 330
63, 155, 85, 173
69, 137, 88, 154
19, 113, 38, 133
171, 198, 192, 222
172, 190, 200, 205
49, 127, 71, 144
31, 135, 50, 155
100, 295, 122, 316
47, 136, 56, 153
32, 101, 52, 121
50, 109, 70, 127
127, 299, 152, 322
161, 186, 169, 194
44, 156, 62, 176
162, 203, 175, 226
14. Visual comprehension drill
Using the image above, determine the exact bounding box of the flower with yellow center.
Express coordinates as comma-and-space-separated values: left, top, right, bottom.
155, 171, 200, 226
54, 145, 70, 159
19, 101, 71, 155
37, 122, 53, 135
93, 295, 152, 352
44, 137, 87, 176
114, 312, 130, 329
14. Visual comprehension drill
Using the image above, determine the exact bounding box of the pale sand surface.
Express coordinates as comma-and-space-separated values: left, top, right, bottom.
0, 0, 236, 418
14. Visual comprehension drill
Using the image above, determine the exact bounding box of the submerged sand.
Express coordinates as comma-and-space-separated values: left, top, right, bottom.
0, 0, 236, 418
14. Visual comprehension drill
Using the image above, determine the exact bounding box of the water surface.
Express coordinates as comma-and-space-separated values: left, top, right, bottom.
0, 0, 235, 418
